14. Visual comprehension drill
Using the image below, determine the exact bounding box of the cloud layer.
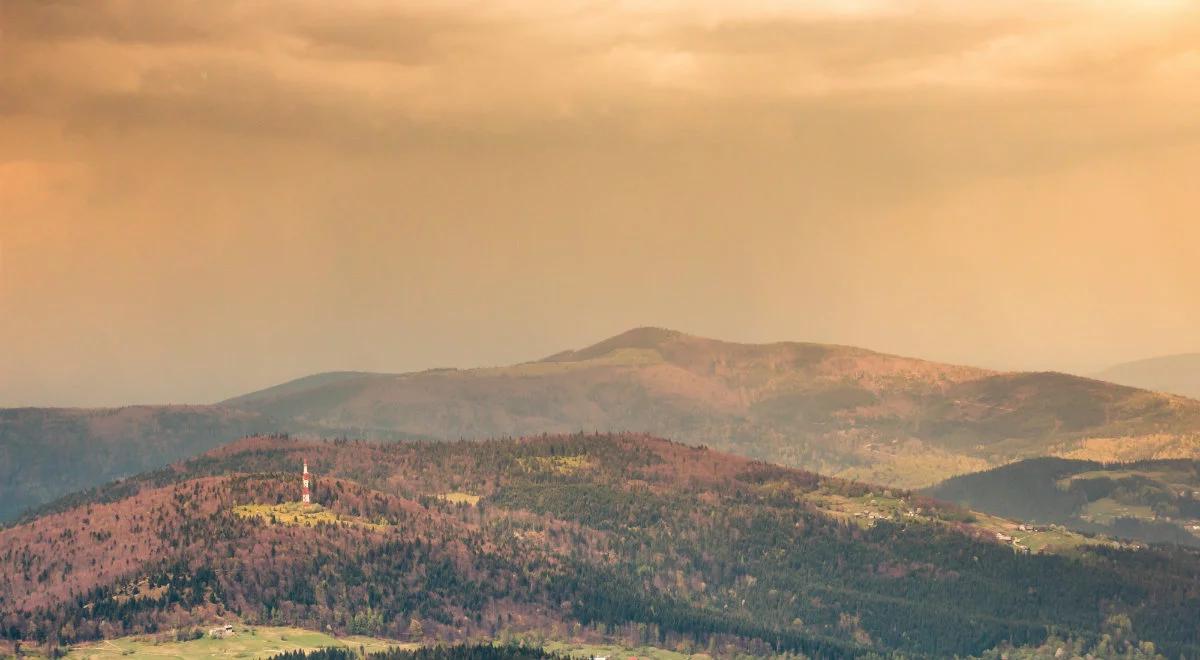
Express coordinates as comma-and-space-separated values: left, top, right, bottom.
2, 0, 1200, 405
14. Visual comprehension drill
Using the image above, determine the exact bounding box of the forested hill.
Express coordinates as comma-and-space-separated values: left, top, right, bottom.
4, 434, 1200, 657
926, 458, 1200, 546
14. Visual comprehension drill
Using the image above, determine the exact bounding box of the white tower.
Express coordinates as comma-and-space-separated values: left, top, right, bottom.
302, 459, 311, 504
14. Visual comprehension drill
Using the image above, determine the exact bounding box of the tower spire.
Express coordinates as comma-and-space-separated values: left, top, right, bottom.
302, 458, 311, 504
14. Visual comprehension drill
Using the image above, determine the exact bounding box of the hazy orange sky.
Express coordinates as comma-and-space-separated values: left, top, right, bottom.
3, 0, 1200, 406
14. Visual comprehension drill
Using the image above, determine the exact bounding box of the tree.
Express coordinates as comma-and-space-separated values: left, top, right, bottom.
407, 617, 424, 640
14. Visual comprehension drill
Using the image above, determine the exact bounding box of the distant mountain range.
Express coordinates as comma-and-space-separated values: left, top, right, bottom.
0, 406, 276, 523
5, 433, 1199, 657
5, 327, 1200, 523
1094, 353, 1200, 399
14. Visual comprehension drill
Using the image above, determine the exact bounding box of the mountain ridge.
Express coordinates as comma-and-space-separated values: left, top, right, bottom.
6, 327, 1200, 523
221, 328, 1200, 489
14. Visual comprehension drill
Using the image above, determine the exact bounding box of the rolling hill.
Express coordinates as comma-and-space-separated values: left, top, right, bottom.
4, 433, 1200, 657
7, 328, 1200, 525
1094, 353, 1200, 400
226, 327, 1200, 489
926, 458, 1200, 547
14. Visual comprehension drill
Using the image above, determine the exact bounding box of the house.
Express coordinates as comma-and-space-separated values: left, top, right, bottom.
996, 533, 1013, 542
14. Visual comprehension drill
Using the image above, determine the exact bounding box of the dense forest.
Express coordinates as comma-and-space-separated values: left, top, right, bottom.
3, 434, 1200, 657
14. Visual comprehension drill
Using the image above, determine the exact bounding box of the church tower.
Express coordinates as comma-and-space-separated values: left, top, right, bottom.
302, 458, 311, 504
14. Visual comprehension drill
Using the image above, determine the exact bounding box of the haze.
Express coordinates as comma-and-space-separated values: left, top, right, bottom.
3, 0, 1200, 407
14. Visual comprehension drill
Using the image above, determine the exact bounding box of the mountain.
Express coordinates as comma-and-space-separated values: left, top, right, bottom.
7, 328, 1200, 525
0, 405, 277, 523
1095, 353, 1200, 400
226, 327, 1200, 489
926, 458, 1200, 547
4, 433, 1200, 657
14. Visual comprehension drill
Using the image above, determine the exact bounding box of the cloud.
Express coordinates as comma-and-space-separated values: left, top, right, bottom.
2, 0, 1200, 405
4, 1, 1197, 142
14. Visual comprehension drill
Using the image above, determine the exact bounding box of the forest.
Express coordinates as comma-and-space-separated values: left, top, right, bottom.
927, 457, 1200, 546
2, 433, 1199, 658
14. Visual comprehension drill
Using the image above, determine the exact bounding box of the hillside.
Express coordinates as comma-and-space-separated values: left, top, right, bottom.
3, 434, 1199, 657
225, 327, 1200, 488
0, 406, 277, 523
926, 458, 1200, 547
1095, 353, 1200, 400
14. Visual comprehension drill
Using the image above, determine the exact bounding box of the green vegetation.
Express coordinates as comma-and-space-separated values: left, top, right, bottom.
232, 502, 386, 529
7, 434, 1200, 657
541, 640, 692, 660
516, 456, 594, 475
927, 457, 1200, 547
276, 643, 567, 660
62, 625, 407, 659
1081, 499, 1157, 526
435, 492, 482, 506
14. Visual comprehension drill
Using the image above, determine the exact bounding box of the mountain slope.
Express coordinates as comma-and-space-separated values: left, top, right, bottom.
4, 433, 1200, 657
226, 328, 1200, 488
1095, 353, 1200, 400
0, 405, 277, 523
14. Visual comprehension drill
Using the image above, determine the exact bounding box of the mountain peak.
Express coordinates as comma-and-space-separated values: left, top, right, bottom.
541, 326, 686, 362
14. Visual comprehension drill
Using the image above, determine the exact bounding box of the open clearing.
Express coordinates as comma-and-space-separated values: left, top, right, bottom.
436, 492, 482, 505
64, 625, 410, 659
60, 627, 684, 660
232, 503, 386, 529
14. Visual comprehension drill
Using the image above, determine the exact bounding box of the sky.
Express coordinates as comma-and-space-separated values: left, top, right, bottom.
2, 0, 1200, 407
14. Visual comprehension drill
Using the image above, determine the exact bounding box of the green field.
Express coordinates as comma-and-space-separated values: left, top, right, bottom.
542, 640, 697, 660
1081, 498, 1158, 525
64, 625, 410, 659
436, 492, 482, 505
232, 503, 385, 529
58, 627, 688, 660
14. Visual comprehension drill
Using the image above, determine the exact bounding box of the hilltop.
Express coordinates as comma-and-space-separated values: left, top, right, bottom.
6, 328, 1200, 522
4, 433, 1200, 657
